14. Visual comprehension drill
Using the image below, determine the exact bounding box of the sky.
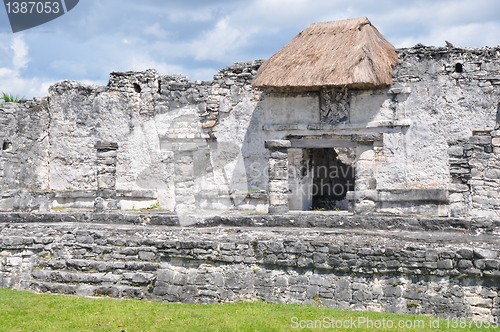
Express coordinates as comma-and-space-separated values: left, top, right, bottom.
0, 0, 499, 99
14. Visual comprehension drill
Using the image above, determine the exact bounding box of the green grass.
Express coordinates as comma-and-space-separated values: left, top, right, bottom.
0, 289, 497, 331
1, 92, 24, 103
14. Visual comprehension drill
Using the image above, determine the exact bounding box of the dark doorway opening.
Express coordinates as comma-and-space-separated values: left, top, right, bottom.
2, 141, 12, 151
133, 83, 142, 93
308, 148, 355, 210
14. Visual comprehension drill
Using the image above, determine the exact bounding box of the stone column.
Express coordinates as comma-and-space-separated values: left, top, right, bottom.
265, 140, 291, 214
94, 141, 118, 211
348, 135, 378, 214
173, 142, 198, 214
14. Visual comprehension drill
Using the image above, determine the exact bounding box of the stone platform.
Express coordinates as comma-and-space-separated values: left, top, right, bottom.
0, 212, 499, 322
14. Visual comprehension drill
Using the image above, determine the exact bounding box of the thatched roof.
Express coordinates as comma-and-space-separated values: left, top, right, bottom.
252, 17, 399, 90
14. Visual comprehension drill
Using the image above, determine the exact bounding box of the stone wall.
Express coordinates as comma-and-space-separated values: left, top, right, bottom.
449, 129, 500, 218
378, 45, 500, 194
0, 213, 499, 321
0, 99, 50, 192
0, 46, 500, 217
0, 61, 265, 213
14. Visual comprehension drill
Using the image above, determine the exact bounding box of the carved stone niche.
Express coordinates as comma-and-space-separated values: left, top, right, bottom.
319, 87, 350, 124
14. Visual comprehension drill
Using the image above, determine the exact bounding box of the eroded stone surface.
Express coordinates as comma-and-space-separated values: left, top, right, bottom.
0, 46, 500, 217
0, 218, 498, 321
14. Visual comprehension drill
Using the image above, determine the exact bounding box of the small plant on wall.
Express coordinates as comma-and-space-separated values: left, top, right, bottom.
1, 92, 24, 107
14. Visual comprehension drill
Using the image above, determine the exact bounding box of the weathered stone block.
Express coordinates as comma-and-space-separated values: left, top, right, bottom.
480, 288, 497, 298
474, 248, 498, 259
268, 204, 288, 214
96, 150, 117, 158
449, 146, 464, 157
449, 193, 464, 203
270, 150, 288, 160
95, 141, 118, 150
138, 251, 156, 261
449, 203, 467, 217
76, 235, 93, 244
268, 181, 288, 193
353, 200, 376, 214
469, 136, 492, 145
97, 175, 116, 189
485, 169, 500, 179
378, 189, 448, 202
265, 140, 291, 149
268, 159, 288, 180
465, 296, 493, 308
457, 248, 474, 259
437, 259, 453, 269
351, 134, 380, 143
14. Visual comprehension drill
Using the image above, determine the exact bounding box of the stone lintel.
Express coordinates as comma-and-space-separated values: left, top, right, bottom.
95, 141, 119, 151
265, 140, 291, 150
289, 138, 356, 148
347, 189, 450, 203
378, 189, 449, 203
351, 134, 382, 143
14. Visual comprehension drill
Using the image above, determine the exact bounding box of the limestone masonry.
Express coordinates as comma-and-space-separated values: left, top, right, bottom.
1, 18, 500, 322
0, 213, 500, 321
1, 46, 500, 217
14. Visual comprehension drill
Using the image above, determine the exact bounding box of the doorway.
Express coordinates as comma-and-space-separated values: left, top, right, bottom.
308, 148, 355, 210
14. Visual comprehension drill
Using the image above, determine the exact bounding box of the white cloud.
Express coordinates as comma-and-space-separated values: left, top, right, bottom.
187, 17, 259, 62
2, 0, 499, 98
428, 22, 500, 48
0, 36, 56, 97
11, 36, 29, 70
143, 23, 170, 39
369, 0, 500, 47
166, 7, 216, 23
128, 55, 185, 76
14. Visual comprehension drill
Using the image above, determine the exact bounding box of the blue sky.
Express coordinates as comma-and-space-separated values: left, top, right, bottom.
1, 0, 499, 98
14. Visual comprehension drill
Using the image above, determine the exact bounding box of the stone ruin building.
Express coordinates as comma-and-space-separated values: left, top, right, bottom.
1, 18, 500, 218
1, 17, 500, 321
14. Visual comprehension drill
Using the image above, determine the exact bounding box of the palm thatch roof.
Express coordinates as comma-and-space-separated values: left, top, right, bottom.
252, 17, 399, 90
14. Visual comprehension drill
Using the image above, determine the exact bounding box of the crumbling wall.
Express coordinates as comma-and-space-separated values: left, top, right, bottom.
0, 99, 52, 211
0, 61, 265, 212
0, 46, 499, 216
0, 99, 50, 191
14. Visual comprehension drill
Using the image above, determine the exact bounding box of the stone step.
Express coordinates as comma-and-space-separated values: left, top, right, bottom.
38, 258, 161, 274
32, 268, 155, 287
30, 281, 147, 299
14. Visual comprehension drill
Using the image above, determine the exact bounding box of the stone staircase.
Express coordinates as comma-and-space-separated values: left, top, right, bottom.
31, 259, 160, 298
22, 228, 163, 299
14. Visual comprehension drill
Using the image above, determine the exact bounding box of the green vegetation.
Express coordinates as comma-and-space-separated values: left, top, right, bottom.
0, 289, 497, 331
132, 202, 161, 212
1, 92, 24, 104
0, 92, 24, 108
311, 206, 342, 212
147, 202, 160, 210
241, 211, 267, 215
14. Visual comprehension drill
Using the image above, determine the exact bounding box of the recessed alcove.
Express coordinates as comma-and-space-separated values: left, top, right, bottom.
2, 141, 12, 151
